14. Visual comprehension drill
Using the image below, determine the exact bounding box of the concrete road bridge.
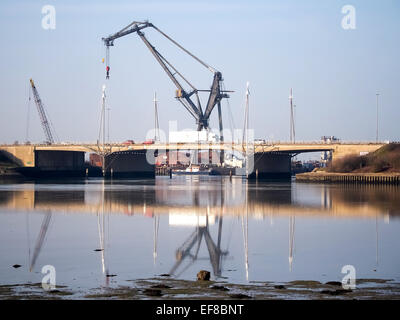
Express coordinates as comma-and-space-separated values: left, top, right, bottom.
0, 142, 385, 179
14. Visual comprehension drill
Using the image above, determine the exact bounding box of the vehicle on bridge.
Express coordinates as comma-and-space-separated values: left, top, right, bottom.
122, 140, 135, 145
254, 139, 266, 145
143, 139, 155, 145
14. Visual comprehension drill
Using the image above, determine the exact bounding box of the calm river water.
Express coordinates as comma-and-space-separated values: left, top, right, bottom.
0, 176, 399, 291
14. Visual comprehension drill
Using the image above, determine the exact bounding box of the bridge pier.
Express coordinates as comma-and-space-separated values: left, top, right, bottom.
16, 150, 85, 178
248, 152, 292, 180
103, 150, 155, 178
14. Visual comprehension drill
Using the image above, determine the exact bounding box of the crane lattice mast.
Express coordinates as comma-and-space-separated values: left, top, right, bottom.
102, 20, 232, 133
29, 79, 55, 144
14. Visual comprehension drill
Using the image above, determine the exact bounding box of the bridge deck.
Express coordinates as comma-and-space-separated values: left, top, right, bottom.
0, 142, 385, 167
0, 142, 385, 153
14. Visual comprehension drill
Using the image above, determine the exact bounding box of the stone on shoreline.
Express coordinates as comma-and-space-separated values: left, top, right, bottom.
210, 285, 229, 291
143, 288, 163, 297
274, 285, 286, 289
229, 293, 251, 299
151, 284, 172, 289
321, 289, 352, 295
325, 281, 342, 286
197, 270, 211, 281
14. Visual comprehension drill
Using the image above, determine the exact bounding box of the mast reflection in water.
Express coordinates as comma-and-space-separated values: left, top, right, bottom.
0, 176, 399, 290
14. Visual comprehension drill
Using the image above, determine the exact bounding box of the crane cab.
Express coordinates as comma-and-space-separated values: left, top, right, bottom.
175, 89, 183, 98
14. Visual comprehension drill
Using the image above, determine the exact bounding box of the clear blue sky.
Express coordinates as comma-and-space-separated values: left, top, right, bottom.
0, 0, 399, 144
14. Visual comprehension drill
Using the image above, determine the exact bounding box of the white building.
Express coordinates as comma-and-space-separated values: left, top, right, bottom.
169, 130, 219, 143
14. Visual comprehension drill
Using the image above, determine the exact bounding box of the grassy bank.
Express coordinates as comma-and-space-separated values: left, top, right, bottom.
296, 144, 400, 184
328, 143, 400, 173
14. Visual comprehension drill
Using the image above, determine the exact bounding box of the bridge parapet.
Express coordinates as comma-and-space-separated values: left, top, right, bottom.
0, 142, 386, 165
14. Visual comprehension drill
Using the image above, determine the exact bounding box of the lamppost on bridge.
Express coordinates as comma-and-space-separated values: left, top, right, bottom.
376, 92, 380, 143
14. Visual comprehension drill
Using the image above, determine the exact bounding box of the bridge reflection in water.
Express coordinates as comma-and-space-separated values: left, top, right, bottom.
1, 179, 398, 218
0, 177, 399, 282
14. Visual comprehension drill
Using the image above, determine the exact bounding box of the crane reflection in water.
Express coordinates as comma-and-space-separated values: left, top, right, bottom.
10, 178, 397, 286
168, 212, 229, 278
166, 178, 251, 280
28, 210, 52, 272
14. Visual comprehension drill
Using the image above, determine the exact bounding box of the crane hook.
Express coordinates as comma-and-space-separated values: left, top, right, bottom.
105, 46, 110, 80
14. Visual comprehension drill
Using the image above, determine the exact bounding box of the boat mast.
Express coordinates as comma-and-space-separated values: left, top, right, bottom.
289, 215, 295, 272
153, 214, 159, 266
154, 92, 160, 142
242, 182, 249, 281
242, 82, 250, 176
289, 88, 295, 143
98, 84, 107, 175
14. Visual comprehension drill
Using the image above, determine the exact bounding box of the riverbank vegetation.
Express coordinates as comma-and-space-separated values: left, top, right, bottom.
0, 152, 16, 170
328, 143, 400, 173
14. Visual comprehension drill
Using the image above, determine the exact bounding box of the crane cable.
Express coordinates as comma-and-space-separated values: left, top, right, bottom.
97, 85, 106, 148
42, 100, 59, 143
25, 83, 31, 143
105, 46, 110, 79
47, 112, 60, 143
222, 81, 236, 136
151, 24, 217, 74
223, 84, 237, 161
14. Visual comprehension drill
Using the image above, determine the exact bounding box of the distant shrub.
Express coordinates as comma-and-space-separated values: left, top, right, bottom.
381, 143, 400, 153
329, 155, 367, 173
0, 151, 13, 164
387, 152, 400, 170
369, 158, 389, 172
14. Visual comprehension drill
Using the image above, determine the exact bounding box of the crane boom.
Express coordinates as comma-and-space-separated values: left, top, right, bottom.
102, 21, 231, 131
29, 79, 55, 144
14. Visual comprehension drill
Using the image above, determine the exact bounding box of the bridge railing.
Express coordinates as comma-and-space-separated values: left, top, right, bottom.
1, 140, 393, 148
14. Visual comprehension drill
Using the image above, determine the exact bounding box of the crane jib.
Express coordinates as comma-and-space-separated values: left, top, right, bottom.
102, 20, 231, 132
29, 79, 55, 144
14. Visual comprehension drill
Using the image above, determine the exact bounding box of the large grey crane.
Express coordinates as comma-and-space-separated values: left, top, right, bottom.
102, 20, 232, 134
29, 79, 55, 144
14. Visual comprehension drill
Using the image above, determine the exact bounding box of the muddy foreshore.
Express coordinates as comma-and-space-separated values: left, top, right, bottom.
1, 277, 399, 300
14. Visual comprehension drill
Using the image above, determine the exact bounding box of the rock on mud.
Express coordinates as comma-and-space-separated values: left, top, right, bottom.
197, 270, 211, 281
325, 281, 342, 286
143, 288, 163, 297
